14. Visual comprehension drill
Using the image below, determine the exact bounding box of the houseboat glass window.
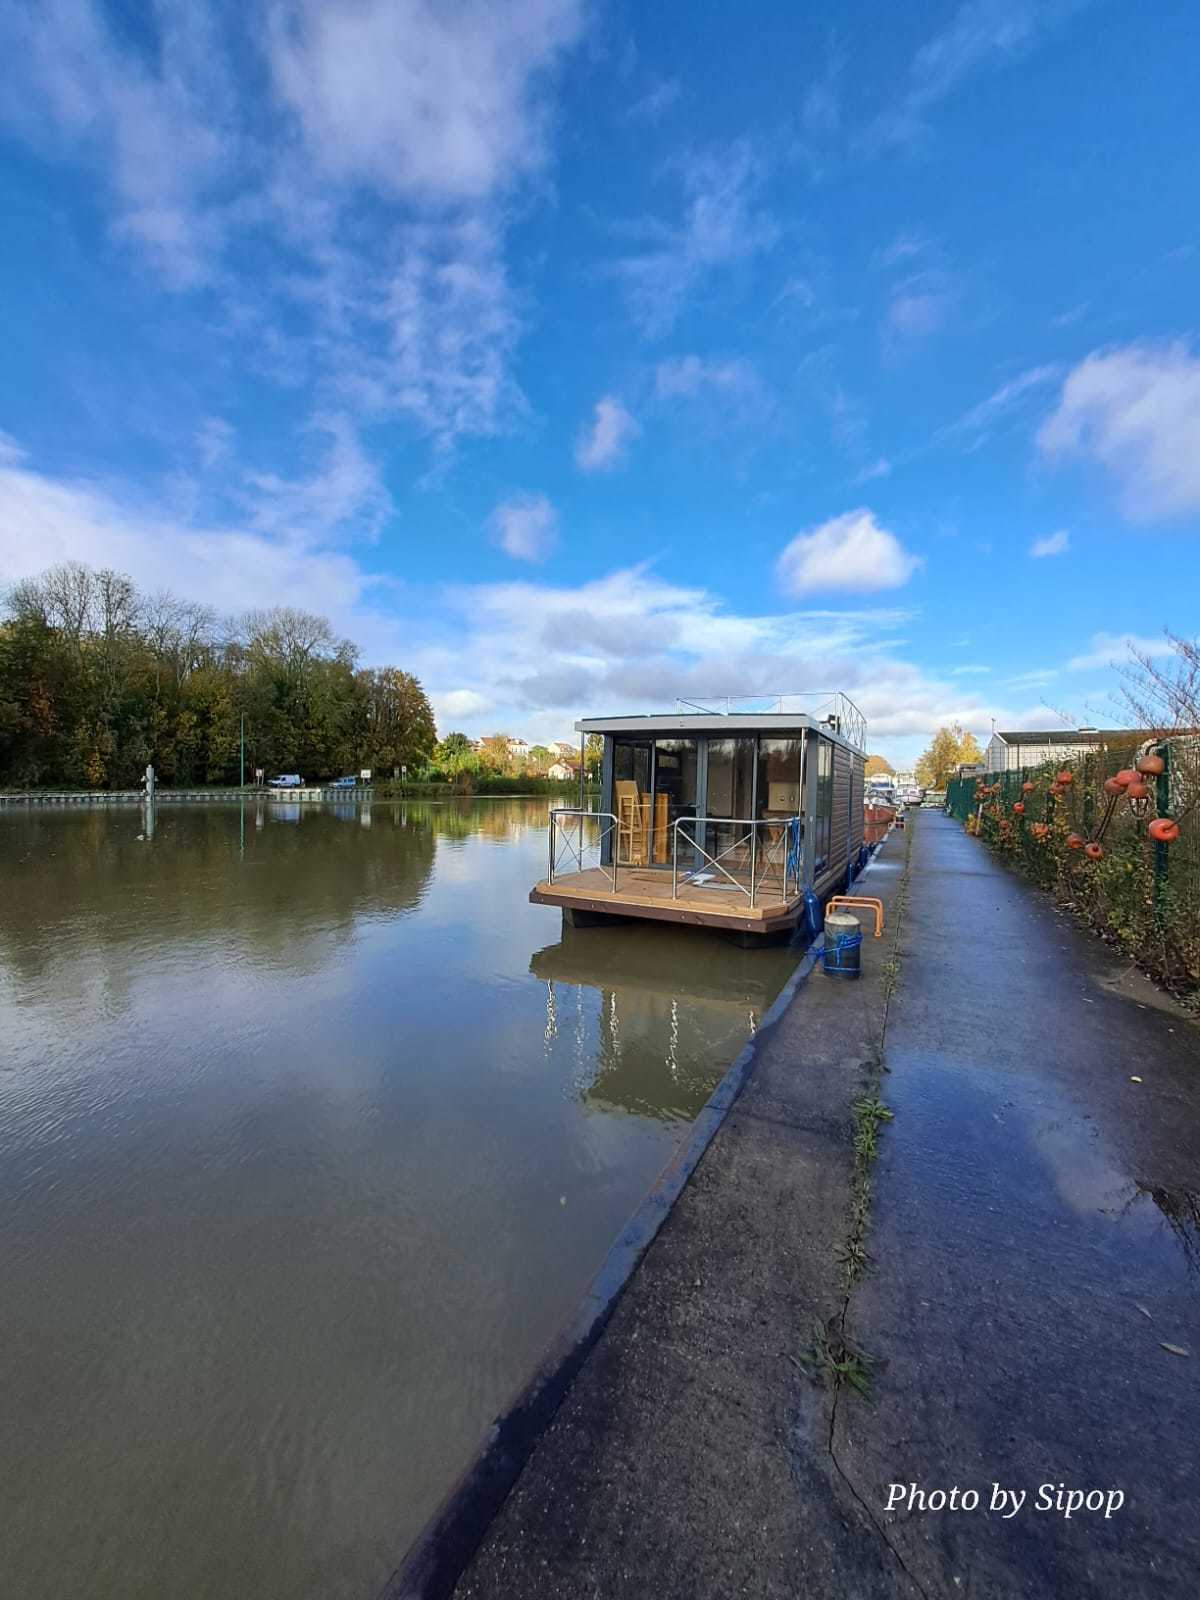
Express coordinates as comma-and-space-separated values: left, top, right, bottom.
649, 739, 697, 864
704, 737, 755, 863
612, 740, 651, 789
814, 737, 834, 869
755, 737, 803, 896
756, 738, 802, 815
612, 739, 651, 866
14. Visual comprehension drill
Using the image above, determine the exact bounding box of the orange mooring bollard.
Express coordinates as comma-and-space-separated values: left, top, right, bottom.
825, 896, 885, 938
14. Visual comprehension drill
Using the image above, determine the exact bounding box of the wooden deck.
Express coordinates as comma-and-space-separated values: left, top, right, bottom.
530, 865, 803, 933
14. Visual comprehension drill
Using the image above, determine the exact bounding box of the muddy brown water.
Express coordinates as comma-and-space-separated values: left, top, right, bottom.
0, 798, 796, 1599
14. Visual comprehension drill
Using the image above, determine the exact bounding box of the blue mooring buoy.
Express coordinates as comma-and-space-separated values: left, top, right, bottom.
822, 911, 863, 979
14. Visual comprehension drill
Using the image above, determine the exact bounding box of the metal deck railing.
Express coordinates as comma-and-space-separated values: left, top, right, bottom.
671, 814, 802, 908
548, 810, 620, 891
546, 809, 803, 910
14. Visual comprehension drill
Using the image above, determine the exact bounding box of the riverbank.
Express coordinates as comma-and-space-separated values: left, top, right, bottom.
382, 829, 913, 1599
0, 782, 597, 804
390, 811, 1200, 1599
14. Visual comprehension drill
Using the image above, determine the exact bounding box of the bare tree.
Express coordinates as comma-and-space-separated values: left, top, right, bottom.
236, 607, 352, 678
1121, 633, 1200, 734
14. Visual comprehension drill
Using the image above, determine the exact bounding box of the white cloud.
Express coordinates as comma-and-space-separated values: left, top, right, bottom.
609, 142, 778, 336
435, 688, 492, 720
575, 397, 640, 472
376, 218, 523, 447
654, 355, 774, 429
1066, 632, 1177, 671
266, 0, 585, 202
196, 418, 233, 469
949, 665, 991, 676
488, 493, 558, 563
775, 510, 923, 597
0, 442, 1032, 762
1005, 669, 1058, 686
0, 436, 377, 624
655, 355, 757, 400
875, 235, 962, 356
0, 1, 587, 453
622, 78, 681, 125
884, 271, 960, 351
1030, 529, 1070, 558
1037, 342, 1200, 521
240, 415, 392, 541
912, 0, 1078, 102
941, 364, 1061, 448
867, 0, 1092, 150
409, 566, 1013, 762
0, 0, 235, 286
857, 458, 892, 482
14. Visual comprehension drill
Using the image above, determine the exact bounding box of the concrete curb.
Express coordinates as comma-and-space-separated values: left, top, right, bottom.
376, 933, 827, 1600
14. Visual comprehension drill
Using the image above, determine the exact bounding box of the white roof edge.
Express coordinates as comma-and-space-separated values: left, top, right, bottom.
574, 712, 864, 753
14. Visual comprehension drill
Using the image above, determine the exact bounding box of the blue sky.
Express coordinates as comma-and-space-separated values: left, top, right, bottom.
0, 0, 1198, 765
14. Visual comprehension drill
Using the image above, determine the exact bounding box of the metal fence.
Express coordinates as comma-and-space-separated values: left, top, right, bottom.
945, 737, 1200, 992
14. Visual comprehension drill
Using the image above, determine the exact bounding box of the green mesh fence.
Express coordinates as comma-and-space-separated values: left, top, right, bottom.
943, 742, 1200, 995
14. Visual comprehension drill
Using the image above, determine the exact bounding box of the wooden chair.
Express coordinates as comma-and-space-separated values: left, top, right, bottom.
615, 780, 649, 866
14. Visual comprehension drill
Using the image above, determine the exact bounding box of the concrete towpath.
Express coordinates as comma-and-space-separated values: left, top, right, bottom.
832, 810, 1200, 1598
417, 811, 1200, 1599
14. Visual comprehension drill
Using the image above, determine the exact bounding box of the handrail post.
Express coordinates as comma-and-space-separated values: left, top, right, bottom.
548, 810, 556, 884
750, 820, 758, 909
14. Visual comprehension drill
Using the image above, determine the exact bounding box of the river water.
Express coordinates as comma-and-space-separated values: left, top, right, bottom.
0, 798, 795, 1599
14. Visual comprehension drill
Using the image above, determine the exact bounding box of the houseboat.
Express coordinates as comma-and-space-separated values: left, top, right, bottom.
531, 694, 868, 941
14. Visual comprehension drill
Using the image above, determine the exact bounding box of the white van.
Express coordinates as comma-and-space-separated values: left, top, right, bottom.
268, 774, 303, 788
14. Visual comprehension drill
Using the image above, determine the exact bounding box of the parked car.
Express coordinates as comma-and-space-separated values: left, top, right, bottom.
268, 774, 303, 788
331, 776, 357, 788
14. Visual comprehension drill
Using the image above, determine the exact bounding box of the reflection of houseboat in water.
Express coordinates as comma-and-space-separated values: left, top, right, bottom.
531, 694, 868, 942
531, 924, 794, 1120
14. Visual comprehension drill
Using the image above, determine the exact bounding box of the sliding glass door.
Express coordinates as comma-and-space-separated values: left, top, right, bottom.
649, 738, 698, 864
612, 739, 652, 865
756, 736, 803, 893
704, 737, 755, 865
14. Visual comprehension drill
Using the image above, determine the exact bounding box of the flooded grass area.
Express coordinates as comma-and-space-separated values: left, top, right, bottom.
0, 798, 796, 1600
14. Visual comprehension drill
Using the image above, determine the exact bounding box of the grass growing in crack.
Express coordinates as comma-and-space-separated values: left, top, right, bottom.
798, 1315, 879, 1398
852, 1095, 894, 1163
833, 823, 915, 1312
834, 1073, 894, 1293
785, 824, 917, 1406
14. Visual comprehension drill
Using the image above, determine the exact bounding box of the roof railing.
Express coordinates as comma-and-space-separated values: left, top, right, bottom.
672, 691, 867, 751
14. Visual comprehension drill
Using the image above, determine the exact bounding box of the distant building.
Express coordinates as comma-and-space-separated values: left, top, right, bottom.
507, 738, 531, 759
551, 740, 578, 758
547, 761, 577, 781
985, 727, 1141, 773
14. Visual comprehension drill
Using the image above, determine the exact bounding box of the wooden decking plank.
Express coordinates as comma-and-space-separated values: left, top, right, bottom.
531, 865, 802, 930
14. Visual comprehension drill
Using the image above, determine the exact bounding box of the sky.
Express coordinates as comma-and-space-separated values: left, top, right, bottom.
0, 0, 1198, 767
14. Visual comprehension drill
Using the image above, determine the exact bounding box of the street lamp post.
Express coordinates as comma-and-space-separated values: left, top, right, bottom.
240, 714, 245, 787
